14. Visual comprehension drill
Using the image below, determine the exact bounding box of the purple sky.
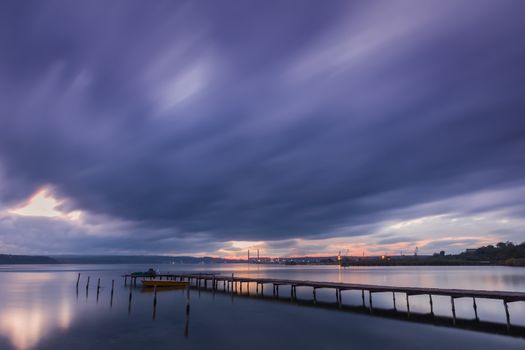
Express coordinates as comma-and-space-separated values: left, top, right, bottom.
0, 0, 524, 257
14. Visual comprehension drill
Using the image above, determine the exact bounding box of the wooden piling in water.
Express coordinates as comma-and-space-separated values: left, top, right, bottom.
369, 291, 373, 312
504, 300, 511, 332
110, 280, 114, 307
76, 273, 81, 289
429, 294, 434, 316
406, 294, 410, 317
451, 296, 457, 325
392, 292, 397, 311
473, 297, 479, 321
96, 278, 100, 302
86, 276, 90, 290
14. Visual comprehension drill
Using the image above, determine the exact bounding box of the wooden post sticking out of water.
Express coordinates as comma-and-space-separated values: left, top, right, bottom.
96, 278, 101, 302
313, 287, 317, 304
185, 283, 190, 338
503, 300, 511, 332
406, 294, 411, 317
231, 273, 234, 294
429, 294, 434, 316
451, 296, 457, 325
473, 297, 479, 322
128, 284, 133, 314
124, 276, 127, 286
152, 286, 158, 320
186, 282, 191, 303
361, 290, 365, 307
86, 276, 90, 290
76, 273, 81, 289
392, 292, 397, 311
110, 280, 114, 307
369, 291, 373, 312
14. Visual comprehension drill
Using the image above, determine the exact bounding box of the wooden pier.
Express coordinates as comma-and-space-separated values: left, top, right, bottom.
123, 272, 525, 332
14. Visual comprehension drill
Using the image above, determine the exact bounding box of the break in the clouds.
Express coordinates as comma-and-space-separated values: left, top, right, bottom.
0, 0, 524, 256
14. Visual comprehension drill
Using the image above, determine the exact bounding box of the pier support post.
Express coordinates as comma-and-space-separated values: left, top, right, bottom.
256, 283, 259, 294
86, 276, 90, 290
110, 280, 114, 307
451, 297, 456, 325
96, 278, 101, 302
406, 294, 410, 318
313, 288, 317, 304
128, 284, 133, 314
392, 292, 397, 311
369, 291, 373, 312
429, 294, 434, 316
473, 297, 479, 322
504, 300, 511, 332
76, 273, 81, 289
153, 286, 157, 320
361, 290, 365, 308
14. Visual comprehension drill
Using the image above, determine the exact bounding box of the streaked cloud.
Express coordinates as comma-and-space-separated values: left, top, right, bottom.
0, 0, 524, 256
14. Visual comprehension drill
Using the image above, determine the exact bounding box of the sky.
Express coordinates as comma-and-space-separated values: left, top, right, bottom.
0, 0, 524, 258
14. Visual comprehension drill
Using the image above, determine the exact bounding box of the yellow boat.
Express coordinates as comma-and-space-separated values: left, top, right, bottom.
141, 279, 188, 288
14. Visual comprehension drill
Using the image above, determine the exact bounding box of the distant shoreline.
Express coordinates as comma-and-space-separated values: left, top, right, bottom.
1, 242, 524, 266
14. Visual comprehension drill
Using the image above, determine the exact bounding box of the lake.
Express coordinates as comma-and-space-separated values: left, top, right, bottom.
0, 264, 524, 350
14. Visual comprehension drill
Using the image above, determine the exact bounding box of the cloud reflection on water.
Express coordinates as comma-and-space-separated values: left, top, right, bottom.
0, 273, 73, 350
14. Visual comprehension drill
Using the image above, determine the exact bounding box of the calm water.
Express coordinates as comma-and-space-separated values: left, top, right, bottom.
0, 264, 524, 350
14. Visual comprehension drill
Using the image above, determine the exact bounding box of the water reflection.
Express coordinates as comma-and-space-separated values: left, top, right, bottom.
0, 265, 524, 350
0, 273, 73, 350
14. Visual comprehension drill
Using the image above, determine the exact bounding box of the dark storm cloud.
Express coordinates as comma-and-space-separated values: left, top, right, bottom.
1, 0, 525, 252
